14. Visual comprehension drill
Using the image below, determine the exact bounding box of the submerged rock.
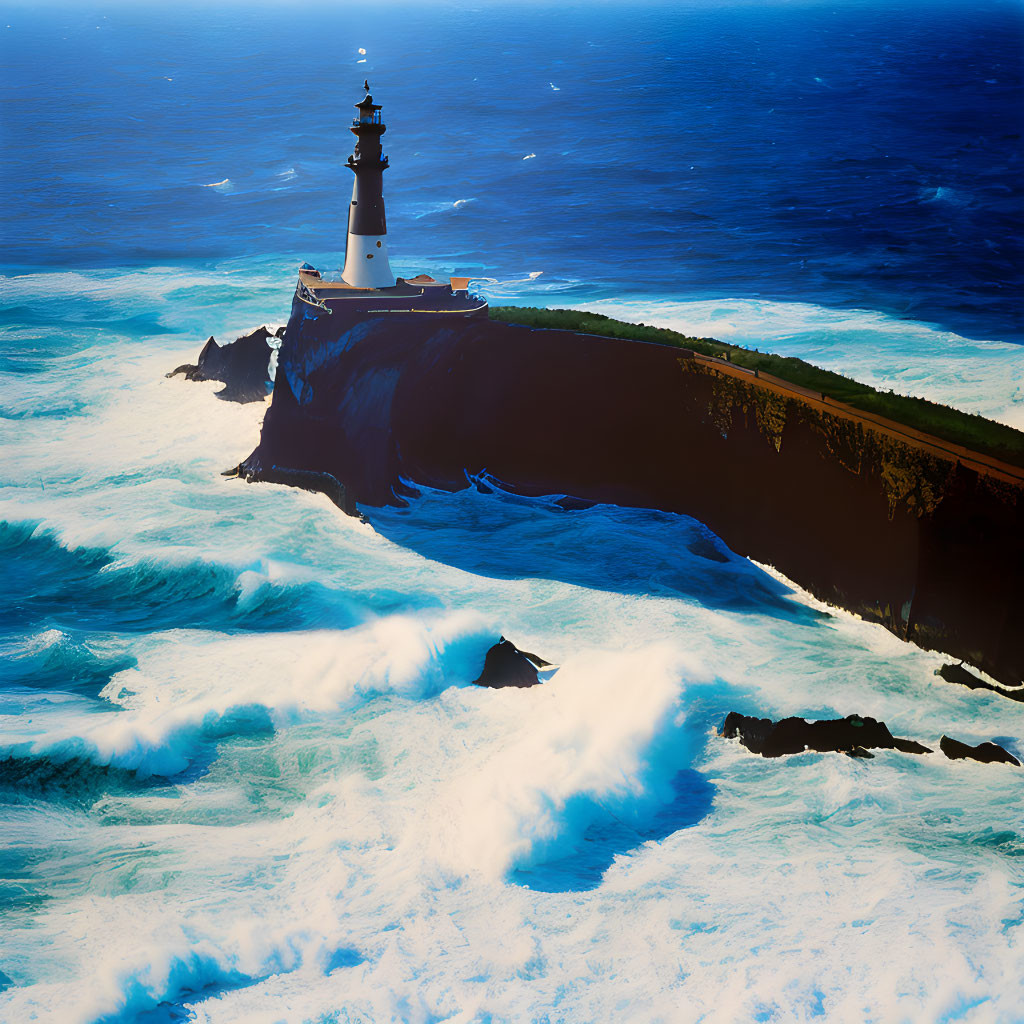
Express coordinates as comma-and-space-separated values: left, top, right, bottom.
939, 735, 1020, 766
721, 711, 932, 758
168, 324, 283, 403
473, 638, 550, 689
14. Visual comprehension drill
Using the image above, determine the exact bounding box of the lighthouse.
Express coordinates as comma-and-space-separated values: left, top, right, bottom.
290, 85, 487, 321
341, 86, 396, 289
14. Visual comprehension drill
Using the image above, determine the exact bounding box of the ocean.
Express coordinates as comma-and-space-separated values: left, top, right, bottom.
1, 1, 1023, 1021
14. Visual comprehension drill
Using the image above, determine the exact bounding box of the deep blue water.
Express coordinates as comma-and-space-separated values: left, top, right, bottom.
2, 3, 1024, 1022
2, 0, 1022, 341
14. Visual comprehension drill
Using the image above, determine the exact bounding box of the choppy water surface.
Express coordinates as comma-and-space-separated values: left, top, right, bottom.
2, 2, 1023, 1021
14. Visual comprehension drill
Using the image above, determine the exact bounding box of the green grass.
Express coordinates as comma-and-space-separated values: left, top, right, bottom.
489, 306, 1024, 470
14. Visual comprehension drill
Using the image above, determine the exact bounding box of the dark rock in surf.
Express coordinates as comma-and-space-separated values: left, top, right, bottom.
720, 711, 932, 758
473, 638, 550, 689
939, 735, 1020, 766
227, 462, 357, 517
167, 324, 282, 403
722, 712, 775, 755
935, 662, 1024, 703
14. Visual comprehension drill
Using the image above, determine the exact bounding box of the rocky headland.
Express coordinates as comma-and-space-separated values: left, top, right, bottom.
174, 299, 1024, 691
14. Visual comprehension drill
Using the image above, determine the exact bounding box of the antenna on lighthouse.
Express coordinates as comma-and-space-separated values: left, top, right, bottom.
341, 85, 396, 290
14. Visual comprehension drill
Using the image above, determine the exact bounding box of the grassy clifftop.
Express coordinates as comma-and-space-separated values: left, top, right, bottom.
489, 305, 1024, 470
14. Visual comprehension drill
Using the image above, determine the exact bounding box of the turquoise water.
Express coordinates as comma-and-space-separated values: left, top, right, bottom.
2, 2, 1024, 1022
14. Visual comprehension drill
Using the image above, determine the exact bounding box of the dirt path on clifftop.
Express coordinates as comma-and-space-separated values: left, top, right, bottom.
689, 351, 1024, 487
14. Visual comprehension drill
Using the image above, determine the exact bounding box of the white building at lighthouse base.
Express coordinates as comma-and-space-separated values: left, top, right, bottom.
341, 233, 395, 289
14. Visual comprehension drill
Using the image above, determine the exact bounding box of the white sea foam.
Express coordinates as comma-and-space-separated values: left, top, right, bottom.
0, 263, 295, 346
7, 624, 1021, 1023
473, 271, 545, 298
0, 613, 493, 777
0, 267, 226, 305
426, 645, 705, 879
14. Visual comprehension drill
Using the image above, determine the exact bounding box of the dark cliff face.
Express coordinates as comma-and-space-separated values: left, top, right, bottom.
243, 298, 1024, 688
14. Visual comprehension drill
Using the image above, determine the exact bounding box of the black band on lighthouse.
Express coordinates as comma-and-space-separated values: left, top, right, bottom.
348, 181, 388, 236
346, 93, 389, 237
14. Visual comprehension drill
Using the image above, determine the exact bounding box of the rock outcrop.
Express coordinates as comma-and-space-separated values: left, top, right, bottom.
472, 638, 550, 689
935, 662, 1023, 702
168, 325, 282, 403
721, 712, 931, 758
939, 735, 1020, 766
223, 462, 356, 516
722, 712, 1020, 767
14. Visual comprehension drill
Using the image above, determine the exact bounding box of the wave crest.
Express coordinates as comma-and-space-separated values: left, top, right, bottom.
1, 613, 494, 779
426, 644, 710, 881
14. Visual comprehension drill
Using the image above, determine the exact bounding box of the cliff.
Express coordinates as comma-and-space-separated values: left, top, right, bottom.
240, 298, 1024, 689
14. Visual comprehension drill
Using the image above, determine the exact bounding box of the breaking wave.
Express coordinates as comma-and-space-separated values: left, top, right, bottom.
427, 645, 713, 885
0, 612, 494, 778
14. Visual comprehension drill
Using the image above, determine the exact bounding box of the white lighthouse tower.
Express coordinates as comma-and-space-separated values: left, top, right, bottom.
341, 86, 396, 289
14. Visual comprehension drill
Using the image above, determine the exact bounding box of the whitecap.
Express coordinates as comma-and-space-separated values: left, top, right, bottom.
920, 185, 968, 206
469, 270, 545, 297
522, 153, 536, 160
409, 198, 477, 219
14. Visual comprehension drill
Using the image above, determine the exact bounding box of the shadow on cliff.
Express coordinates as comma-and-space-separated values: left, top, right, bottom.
364, 478, 827, 624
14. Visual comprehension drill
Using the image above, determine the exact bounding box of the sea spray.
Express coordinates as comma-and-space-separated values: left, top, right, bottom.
426, 645, 708, 879
1, 613, 496, 778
